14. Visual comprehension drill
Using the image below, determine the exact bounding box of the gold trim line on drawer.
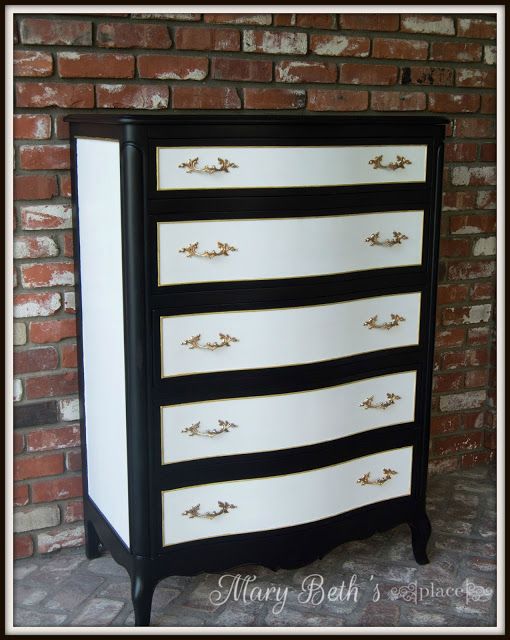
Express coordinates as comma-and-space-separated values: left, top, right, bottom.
156, 210, 425, 287
160, 445, 414, 547
158, 291, 422, 379
155, 144, 428, 191
160, 370, 418, 465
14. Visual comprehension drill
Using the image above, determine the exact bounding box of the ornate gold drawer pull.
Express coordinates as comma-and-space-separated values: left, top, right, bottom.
364, 314, 406, 330
179, 241, 237, 259
178, 157, 239, 175
365, 231, 408, 247
182, 501, 237, 520
369, 155, 412, 171
181, 333, 239, 351
357, 468, 398, 486
360, 393, 401, 410
182, 420, 238, 438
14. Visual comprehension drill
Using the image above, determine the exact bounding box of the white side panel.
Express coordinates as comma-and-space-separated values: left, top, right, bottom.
162, 446, 413, 546
77, 138, 130, 547
162, 371, 417, 464
157, 145, 427, 190
161, 292, 421, 378
158, 210, 424, 286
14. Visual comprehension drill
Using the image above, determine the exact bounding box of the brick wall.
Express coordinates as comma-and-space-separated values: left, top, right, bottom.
12, 12, 497, 558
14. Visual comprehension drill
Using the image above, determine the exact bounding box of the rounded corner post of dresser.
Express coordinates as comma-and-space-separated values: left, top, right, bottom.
130, 556, 157, 627
410, 511, 432, 565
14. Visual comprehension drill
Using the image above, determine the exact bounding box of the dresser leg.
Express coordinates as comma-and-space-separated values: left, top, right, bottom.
131, 562, 156, 627
84, 519, 103, 560
410, 513, 432, 565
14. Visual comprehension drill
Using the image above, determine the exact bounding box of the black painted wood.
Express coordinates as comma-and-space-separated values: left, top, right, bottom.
66, 114, 447, 626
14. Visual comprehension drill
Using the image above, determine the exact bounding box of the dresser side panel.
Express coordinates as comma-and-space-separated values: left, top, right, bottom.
76, 138, 130, 547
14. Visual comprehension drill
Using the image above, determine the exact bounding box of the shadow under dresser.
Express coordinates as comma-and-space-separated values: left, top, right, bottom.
65, 114, 448, 626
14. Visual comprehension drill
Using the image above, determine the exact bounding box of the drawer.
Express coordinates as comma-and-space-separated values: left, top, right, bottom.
161, 446, 413, 546
156, 145, 427, 191
161, 370, 417, 464
160, 292, 421, 378
157, 210, 425, 287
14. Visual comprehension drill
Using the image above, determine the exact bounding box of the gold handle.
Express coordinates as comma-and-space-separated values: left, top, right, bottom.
360, 393, 401, 410
369, 155, 412, 171
357, 468, 398, 486
179, 241, 237, 259
178, 157, 239, 174
364, 314, 406, 330
365, 231, 408, 247
181, 333, 239, 351
182, 420, 238, 438
182, 501, 237, 520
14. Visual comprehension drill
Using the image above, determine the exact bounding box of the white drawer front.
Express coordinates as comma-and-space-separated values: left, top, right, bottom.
162, 446, 413, 546
162, 371, 417, 464
157, 145, 427, 191
160, 292, 421, 378
158, 210, 424, 286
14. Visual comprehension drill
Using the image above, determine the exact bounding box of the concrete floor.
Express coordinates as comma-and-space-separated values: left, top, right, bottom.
12, 464, 497, 628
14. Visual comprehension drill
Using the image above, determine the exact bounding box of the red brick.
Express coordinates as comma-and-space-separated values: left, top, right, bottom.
401, 14, 455, 35
450, 214, 496, 235
481, 95, 496, 115
244, 29, 307, 55
401, 66, 453, 86
14, 175, 58, 200
372, 38, 428, 60
480, 143, 496, 162
31, 476, 83, 503
433, 432, 482, 456
96, 84, 169, 109
172, 86, 241, 109
25, 371, 79, 400
456, 68, 496, 89
16, 83, 94, 108
96, 22, 171, 49
445, 142, 477, 163
466, 349, 490, 367
467, 327, 490, 345
14, 484, 29, 507
14, 50, 53, 77
19, 18, 92, 45
470, 282, 495, 300
14, 433, 25, 455
60, 175, 72, 198
14, 292, 61, 319
211, 57, 272, 82
14, 347, 58, 374
54, 115, 70, 140
14, 453, 64, 481
442, 191, 476, 211
66, 451, 82, 471
20, 262, 74, 289
273, 14, 296, 27
442, 304, 492, 326
29, 319, 77, 344
371, 91, 426, 111
57, 52, 135, 78
14, 534, 34, 559
455, 118, 495, 138
310, 34, 369, 57
36, 523, 85, 554
19, 144, 70, 170
428, 456, 459, 474
466, 369, 490, 388
430, 93, 481, 114
476, 191, 497, 210
175, 26, 240, 51
433, 372, 464, 392
296, 14, 337, 29
132, 13, 198, 21
448, 261, 495, 281
63, 500, 84, 523
244, 88, 305, 110
435, 328, 465, 349
339, 14, 400, 31
457, 17, 497, 39
452, 166, 496, 187
61, 344, 78, 368
275, 60, 337, 83
430, 42, 482, 62
14, 235, 59, 259
437, 283, 469, 304
441, 351, 468, 370
137, 54, 208, 80
484, 429, 496, 450
63, 231, 74, 257
440, 238, 471, 258
430, 414, 462, 435
339, 63, 397, 85
204, 13, 271, 25
13, 114, 51, 140
307, 89, 369, 112
26, 425, 81, 452
461, 451, 491, 468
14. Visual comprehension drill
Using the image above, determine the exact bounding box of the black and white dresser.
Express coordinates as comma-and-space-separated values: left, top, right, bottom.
66, 114, 447, 626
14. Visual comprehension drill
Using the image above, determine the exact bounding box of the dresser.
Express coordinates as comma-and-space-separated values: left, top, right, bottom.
66, 114, 447, 626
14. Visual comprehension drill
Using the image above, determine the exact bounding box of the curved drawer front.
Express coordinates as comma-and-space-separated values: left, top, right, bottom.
162, 446, 413, 546
160, 292, 421, 378
162, 371, 417, 464
158, 210, 424, 286
157, 145, 427, 191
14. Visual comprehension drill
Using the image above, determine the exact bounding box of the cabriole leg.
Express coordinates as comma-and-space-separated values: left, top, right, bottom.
130, 561, 156, 627
410, 512, 432, 565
